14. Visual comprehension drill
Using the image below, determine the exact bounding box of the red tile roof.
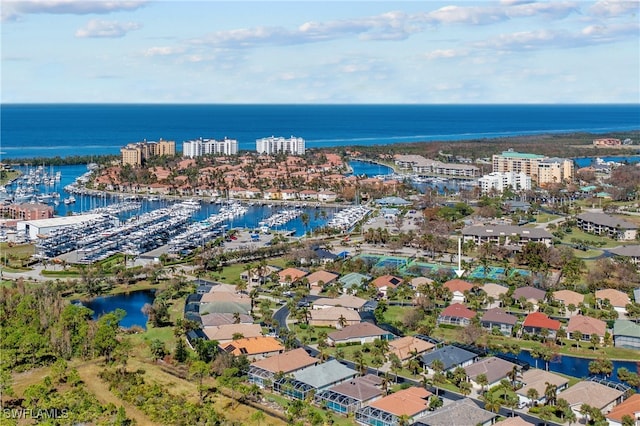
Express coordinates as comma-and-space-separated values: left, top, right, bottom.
444, 279, 474, 294
372, 275, 402, 289
439, 303, 476, 319
606, 394, 640, 423
523, 312, 560, 331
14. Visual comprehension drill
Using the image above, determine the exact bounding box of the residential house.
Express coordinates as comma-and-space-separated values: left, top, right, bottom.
482, 283, 509, 308
494, 416, 535, 426
480, 308, 518, 336
262, 188, 280, 200
420, 345, 478, 373
388, 336, 435, 362
413, 398, 498, 426
516, 369, 569, 406
305, 270, 339, 291
561, 381, 624, 417
596, 289, 631, 315
566, 315, 607, 342
437, 303, 476, 327
371, 275, 403, 298
577, 212, 638, 241
202, 323, 263, 344
327, 322, 394, 346
513, 286, 546, 308
274, 359, 358, 399
614, 320, 640, 350
313, 295, 368, 311
609, 245, 640, 265
552, 290, 585, 314
299, 189, 319, 200
410, 277, 434, 295
240, 264, 280, 286
356, 387, 432, 426
443, 279, 474, 303
309, 306, 361, 329
199, 291, 252, 315
339, 272, 372, 293
522, 312, 561, 338
315, 375, 383, 415
606, 393, 640, 426
464, 357, 519, 390
223, 336, 285, 360
280, 189, 298, 201
278, 267, 308, 286
318, 191, 337, 202
248, 348, 319, 388
200, 312, 253, 327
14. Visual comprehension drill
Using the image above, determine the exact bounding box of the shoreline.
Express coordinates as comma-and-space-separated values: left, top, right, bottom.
2, 129, 639, 164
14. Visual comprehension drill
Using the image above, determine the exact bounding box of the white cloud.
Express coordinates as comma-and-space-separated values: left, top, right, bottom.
475, 21, 639, 51
144, 46, 185, 57
424, 48, 469, 60
2, 0, 147, 22
75, 19, 141, 38
589, 0, 640, 17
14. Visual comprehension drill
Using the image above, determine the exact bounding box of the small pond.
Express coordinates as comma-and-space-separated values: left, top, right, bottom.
77, 289, 156, 329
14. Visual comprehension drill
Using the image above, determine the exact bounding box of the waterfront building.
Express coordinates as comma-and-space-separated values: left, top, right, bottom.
393, 154, 479, 178
492, 149, 573, 186
183, 137, 238, 158
17, 213, 109, 241
121, 139, 176, 166
593, 138, 622, 146
560, 381, 624, 418
1, 203, 53, 221
256, 135, 305, 155
576, 212, 638, 241
462, 224, 553, 247
478, 171, 531, 193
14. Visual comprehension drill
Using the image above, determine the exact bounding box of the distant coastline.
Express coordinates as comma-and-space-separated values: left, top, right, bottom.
3, 130, 639, 165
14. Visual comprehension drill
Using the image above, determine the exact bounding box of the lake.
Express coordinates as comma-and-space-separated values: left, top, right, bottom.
79, 289, 156, 329
502, 349, 640, 387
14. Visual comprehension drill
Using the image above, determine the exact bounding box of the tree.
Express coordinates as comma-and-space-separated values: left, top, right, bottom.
389, 353, 403, 383
149, 339, 166, 361
589, 333, 600, 351
526, 388, 539, 405
189, 360, 210, 402
174, 338, 189, 363
93, 310, 124, 363
544, 382, 558, 406
476, 373, 488, 394
483, 392, 502, 413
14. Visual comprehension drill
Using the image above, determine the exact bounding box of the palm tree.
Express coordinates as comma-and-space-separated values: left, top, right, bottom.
476, 373, 488, 394
483, 392, 502, 413
526, 388, 539, 406
544, 382, 558, 406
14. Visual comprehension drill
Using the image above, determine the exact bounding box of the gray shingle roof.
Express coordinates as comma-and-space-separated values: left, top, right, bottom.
462, 225, 551, 239
293, 359, 357, 389
414, 398, 497, 426
578, 212, 638, 229
420, 345, 477, 371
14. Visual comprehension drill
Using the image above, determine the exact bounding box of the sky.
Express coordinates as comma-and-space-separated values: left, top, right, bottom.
1, 0, 639, 104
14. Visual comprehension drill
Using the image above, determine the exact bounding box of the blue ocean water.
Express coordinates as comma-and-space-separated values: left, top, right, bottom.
2, 104, 639, 159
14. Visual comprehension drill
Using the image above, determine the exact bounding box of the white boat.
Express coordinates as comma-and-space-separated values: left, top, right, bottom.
63, 196, 76, 205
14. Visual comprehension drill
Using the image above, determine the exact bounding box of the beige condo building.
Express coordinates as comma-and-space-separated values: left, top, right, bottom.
121, 139, 176, 166
492, 149, 573, 186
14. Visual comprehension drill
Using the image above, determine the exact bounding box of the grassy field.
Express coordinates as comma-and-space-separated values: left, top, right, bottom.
560, 228, 620, 248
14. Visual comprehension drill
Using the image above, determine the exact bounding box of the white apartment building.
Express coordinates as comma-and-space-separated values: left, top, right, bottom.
492, 149, 574, 186
183, 137, 238, 158
256, 135, 305, 155
478, 171, 531, 193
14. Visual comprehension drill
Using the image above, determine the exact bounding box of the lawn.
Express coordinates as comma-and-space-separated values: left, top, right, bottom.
535, 213, 561, 223
211, 257, 289, 284
560, 228, 620, 248
383, 305, 410, 325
